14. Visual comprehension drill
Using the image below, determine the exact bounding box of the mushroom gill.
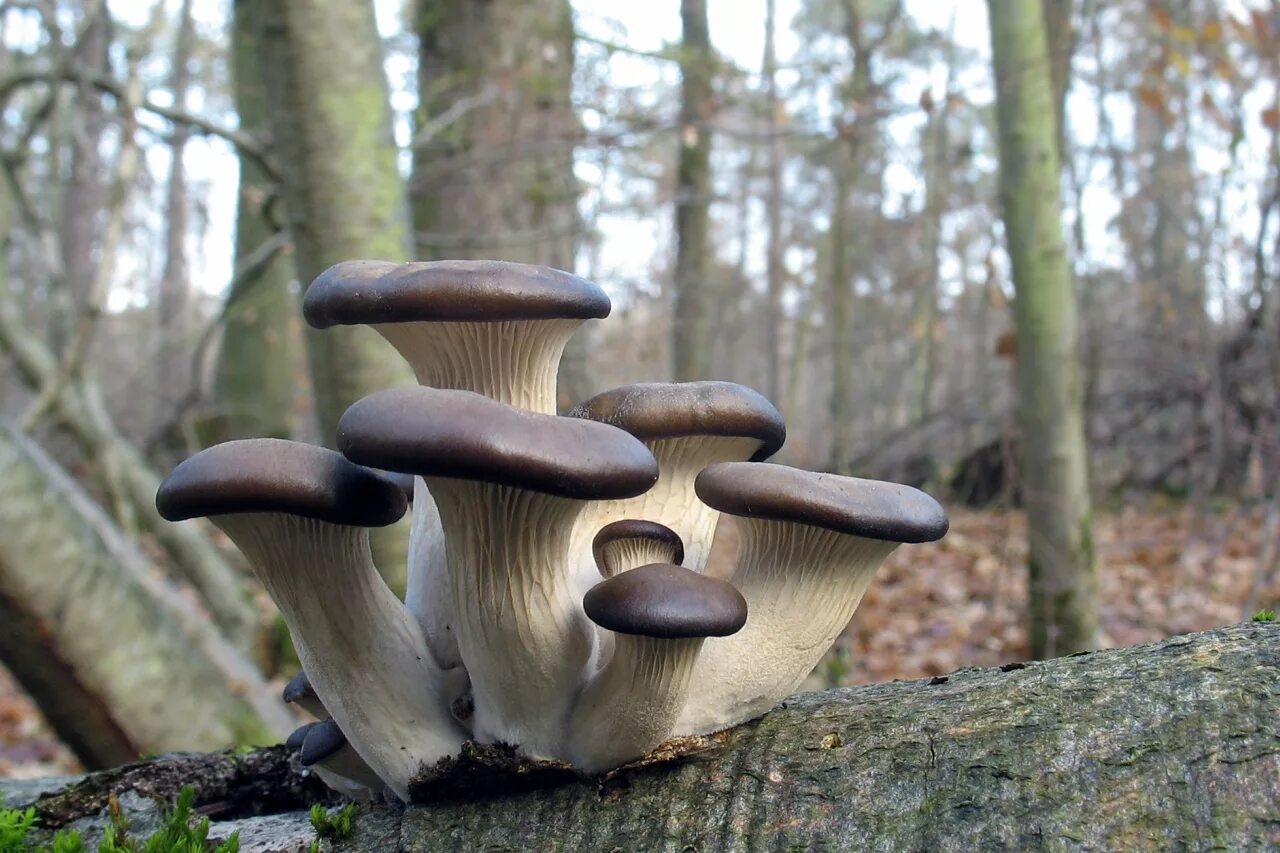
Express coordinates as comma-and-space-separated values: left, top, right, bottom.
567, 381, 785, 594
155, 439, 465, 799
303, 259, 610, 675
337, 386, 658, 759
673, 462, 948, 736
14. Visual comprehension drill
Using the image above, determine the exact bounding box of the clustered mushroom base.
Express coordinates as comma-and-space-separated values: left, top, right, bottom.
156, 259, 948, 802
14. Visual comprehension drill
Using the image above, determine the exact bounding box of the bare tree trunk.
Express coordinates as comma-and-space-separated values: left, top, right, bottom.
763, 0, 784, 405
155, 0, 196, 419
827, 0, 891, 473
53, 0, 110, 350
988, 0, 1097, 657
671, 0, 714, 381
0, 423, 292, 769
912, 50, 955, 425
9, 624, 1278, 850
827, 142, 855, 473
250, 0, 413, 443
250, 0, 414, 581
411, 0, 584, 408
209, 0, 306, 444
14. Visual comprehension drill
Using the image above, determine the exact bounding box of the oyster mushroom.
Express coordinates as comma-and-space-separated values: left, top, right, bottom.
337, 386, 658, 759
568, 563, 746, 772
282, 670, 325, 719
300, 719, 385, 803
592, 520, 685, 579
674, 462, 948, 736
156, 439, 465, 799
304, 259, 609, 672
567, 382, 785, 590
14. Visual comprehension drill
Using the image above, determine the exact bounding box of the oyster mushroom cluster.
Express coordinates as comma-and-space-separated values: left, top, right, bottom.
155, 260, 948, 802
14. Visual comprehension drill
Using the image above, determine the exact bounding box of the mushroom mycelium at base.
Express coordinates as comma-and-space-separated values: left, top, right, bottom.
156, 258, 948, 802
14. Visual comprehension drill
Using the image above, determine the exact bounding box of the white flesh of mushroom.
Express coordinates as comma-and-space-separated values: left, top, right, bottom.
374, 319, 581, 414
567, 635, 704, 772
595, 538, 681, 579
215, 513, 465, 800
426, 479, 596, 759
570, 435, 762, 594
674, 519, 897, 736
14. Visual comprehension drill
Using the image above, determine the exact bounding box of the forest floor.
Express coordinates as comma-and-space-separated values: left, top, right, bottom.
2, 504, 1277, 779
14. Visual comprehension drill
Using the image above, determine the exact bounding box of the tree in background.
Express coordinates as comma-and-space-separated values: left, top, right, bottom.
250, 0, 412, 442
412, 0, 587, 407
250, 0, 413, 581
987, 0, 1097, 657
672, 0, 715, 381
208, 0, 306, 444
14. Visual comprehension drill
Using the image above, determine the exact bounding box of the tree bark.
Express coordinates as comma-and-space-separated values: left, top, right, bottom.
250, 0, 413, 442
987, 0, 1098, 657
250, 0, 413, 581
411, 0, 585, 408
6, 624, 1277, 850
0, 423, 292, 769
763, 0, 784, 405
155, 0, 195, 419
671, 0, 714, 381
209, 0, 306, 444
53, 0, 111, 351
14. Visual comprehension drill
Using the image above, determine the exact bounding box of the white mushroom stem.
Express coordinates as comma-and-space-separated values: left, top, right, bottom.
405, 477, 461, 669
214, 514, 465, 800
311, 767, 381, 804
312, 742, 387, 796
567, 634, 704, 773
571, 435, 762, 591
374, 319, 582, 414
427, 479, 596, 759
674, 519, 897, 736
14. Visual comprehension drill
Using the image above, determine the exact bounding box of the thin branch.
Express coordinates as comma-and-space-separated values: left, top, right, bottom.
0, 67, 277, 180
21, 67, 143, 431
142, 230, 290, 455
412, 83, 498, 148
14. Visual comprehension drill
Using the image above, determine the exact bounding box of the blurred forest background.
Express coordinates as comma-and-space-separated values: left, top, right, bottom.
1, 0, 1279, 778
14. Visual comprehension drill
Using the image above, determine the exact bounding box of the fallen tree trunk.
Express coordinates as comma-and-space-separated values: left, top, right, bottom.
3, 622, 1276, 850
0, 423, 293, 768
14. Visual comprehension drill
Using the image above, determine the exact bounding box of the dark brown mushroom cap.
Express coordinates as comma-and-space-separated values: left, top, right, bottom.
338, 387, 658, 501
568, 381, 786, 462
156, 439, 407, 527
285, 721, 320, 751
583, 563, 747, 639
303, 259, 610, 328
299, 719, 347, 766
695, 462, 949, 544
282, 671, 316, 706
592, 519, 685, 571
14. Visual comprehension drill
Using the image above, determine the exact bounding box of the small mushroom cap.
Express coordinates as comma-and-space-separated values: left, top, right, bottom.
299, 719, 348, 767
592, 519, 685, 572
156, 439, 407, 527
338, 387, 658, 501
695, 462, 949, 543
568, 381, 786, 462
285, 721, 320, 751
282, 670, 317, 706
303, 259, 610, 328
583, 563, 747, 639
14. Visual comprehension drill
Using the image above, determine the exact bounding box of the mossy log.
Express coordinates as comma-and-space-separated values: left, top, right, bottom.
4, 623, 1277, 851
0, 423, 292, 768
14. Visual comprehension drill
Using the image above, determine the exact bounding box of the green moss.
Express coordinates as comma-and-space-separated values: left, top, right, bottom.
1, 787, 237, 852
309, 804, 357, 851
1253, 610, 1276, 622
0, 805, 36, 853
